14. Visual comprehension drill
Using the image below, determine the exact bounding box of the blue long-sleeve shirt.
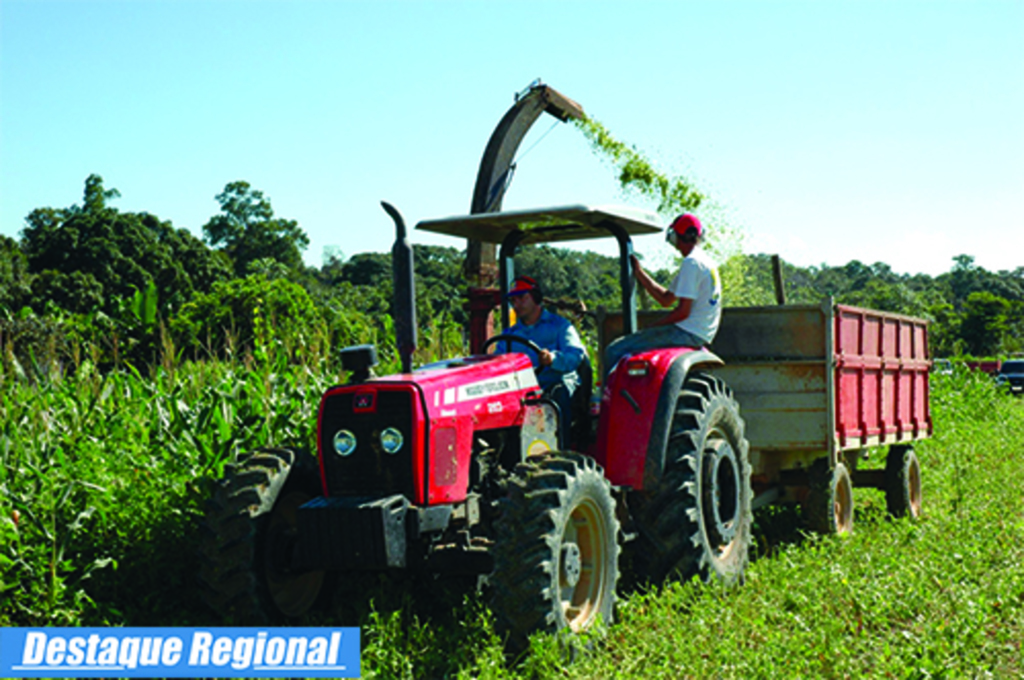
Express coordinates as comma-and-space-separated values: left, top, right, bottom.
501, 308, 586, 393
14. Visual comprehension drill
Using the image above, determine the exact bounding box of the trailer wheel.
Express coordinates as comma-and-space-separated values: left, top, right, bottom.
885, 446, 922, 519
629, 372, 752, 586
805, 459, 854, 535
199, 447, 326, 623
490, 452, 620, 652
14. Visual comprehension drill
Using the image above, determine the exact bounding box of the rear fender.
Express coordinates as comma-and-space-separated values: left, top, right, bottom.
596, 348, 723, 489
642, 349, 724, 489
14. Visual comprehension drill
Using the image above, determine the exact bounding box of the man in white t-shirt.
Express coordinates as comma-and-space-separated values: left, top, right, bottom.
604, 213, 722, 378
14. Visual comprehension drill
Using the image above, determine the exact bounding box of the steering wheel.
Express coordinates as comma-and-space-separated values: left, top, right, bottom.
482, 334, 544, 373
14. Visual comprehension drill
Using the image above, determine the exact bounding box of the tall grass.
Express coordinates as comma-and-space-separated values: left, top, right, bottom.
2, 356, 1022, 677
0, 347, 338, 626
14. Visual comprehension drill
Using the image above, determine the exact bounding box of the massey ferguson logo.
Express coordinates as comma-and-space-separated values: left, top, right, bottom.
462, 379, 511, 398
455, 369, 536, 404
353, 392, 375, 412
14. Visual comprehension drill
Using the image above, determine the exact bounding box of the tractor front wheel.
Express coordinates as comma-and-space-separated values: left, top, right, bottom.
199, 447, 326, 623
628, 372, 753, 586
490, 452, 620, 652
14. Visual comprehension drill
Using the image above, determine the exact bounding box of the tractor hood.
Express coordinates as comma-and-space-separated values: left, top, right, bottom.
319, 352, 540, 505
373, 352, 539, 425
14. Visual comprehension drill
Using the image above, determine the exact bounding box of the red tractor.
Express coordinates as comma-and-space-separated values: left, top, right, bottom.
199, 83, 930, 648
199, 203, 753, 649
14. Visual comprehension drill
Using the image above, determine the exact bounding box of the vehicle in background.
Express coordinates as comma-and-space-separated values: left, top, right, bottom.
965, 359, 1001, 375
995, 359, 1024, 395
932, 358, 953, 376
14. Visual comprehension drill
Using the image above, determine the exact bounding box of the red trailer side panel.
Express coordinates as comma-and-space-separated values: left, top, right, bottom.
833, 305, 933, 449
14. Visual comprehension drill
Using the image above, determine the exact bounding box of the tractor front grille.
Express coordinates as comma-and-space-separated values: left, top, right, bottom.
319, 388, 419, 500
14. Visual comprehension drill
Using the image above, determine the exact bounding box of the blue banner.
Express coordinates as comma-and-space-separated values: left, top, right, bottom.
0, 627, 360, 678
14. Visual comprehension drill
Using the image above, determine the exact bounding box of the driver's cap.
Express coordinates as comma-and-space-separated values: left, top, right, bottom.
508, 275, 539, 298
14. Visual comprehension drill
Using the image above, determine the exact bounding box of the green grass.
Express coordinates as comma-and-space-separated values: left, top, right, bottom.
0, 353, 334, 626
2, 361, 1023, 678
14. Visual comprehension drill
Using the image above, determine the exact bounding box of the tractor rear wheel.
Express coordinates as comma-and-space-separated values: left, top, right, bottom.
628, 372, 752, 586
199, 447, 326, 623
490, 452, 620, 652
805, 458, 854, 534
885, 445, 922, 519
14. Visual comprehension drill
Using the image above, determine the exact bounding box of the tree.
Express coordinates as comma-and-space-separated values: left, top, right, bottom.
1006, 300, 1024, 355
82, 173, 121, 213
0, 236, 32, 312
21, 175, 149, 311
203, 181, 309, 276
170, 274, 327, 362
328, 247, 468, 328
844, 279, 927, 317
960, 291, 1010, 357
926, 301, 963, 357
946, 254, 985, 309
339, 252, 391, 287
19, 175, 229, 319
140, 214, 233, 307
28, 270, 105, 315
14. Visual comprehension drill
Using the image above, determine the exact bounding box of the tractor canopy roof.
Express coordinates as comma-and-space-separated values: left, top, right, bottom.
415, 204, 663, 246
417, 204, 661, 340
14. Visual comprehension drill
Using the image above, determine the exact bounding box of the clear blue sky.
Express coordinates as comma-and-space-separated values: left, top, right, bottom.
2, 0, 1022, 277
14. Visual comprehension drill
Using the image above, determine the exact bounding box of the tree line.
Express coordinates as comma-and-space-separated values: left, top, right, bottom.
2, 175, 1021, 378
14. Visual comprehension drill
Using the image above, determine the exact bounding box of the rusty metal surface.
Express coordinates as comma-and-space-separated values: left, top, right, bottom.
713, 361, 830, 453
710, 304, 827, 361
708, 306, 833, 465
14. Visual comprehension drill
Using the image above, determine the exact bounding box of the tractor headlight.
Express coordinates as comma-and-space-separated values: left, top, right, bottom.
333, 429, 357, 457
380, 427, 404, 454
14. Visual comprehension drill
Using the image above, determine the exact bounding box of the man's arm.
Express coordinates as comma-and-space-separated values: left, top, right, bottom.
652, 296, 693, 327
539, 315, 585, 372
631, 254, 677, 309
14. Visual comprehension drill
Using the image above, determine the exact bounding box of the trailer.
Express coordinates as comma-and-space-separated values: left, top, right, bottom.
599, 300, 931, 533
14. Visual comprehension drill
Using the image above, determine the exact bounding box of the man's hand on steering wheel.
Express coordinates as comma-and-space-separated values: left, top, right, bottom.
482, 334, 548, 373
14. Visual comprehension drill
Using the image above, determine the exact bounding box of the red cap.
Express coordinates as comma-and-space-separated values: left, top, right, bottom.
508, 275, 539, 297
669, 213, 703, 238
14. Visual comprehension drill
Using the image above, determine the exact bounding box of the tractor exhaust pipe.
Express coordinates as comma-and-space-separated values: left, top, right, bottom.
382, 201, 417, 374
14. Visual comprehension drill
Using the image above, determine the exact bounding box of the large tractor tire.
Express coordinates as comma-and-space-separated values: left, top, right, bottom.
885, 445, 922, 519
629, 372, 752, 586
490, 452, 620, 652
199, 447, 326, 623
805, 458, 854, 535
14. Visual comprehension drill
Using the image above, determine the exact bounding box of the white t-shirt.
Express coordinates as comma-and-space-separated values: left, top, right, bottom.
668, 247, 722, 344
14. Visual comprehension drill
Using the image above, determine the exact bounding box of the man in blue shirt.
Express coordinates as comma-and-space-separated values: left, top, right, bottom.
502, 276, 586, 435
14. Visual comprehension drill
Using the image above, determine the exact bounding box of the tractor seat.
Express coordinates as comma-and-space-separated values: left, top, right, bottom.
568, 355, 594, 451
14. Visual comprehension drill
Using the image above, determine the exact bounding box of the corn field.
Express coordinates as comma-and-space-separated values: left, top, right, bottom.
3, 342, 1023, 678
